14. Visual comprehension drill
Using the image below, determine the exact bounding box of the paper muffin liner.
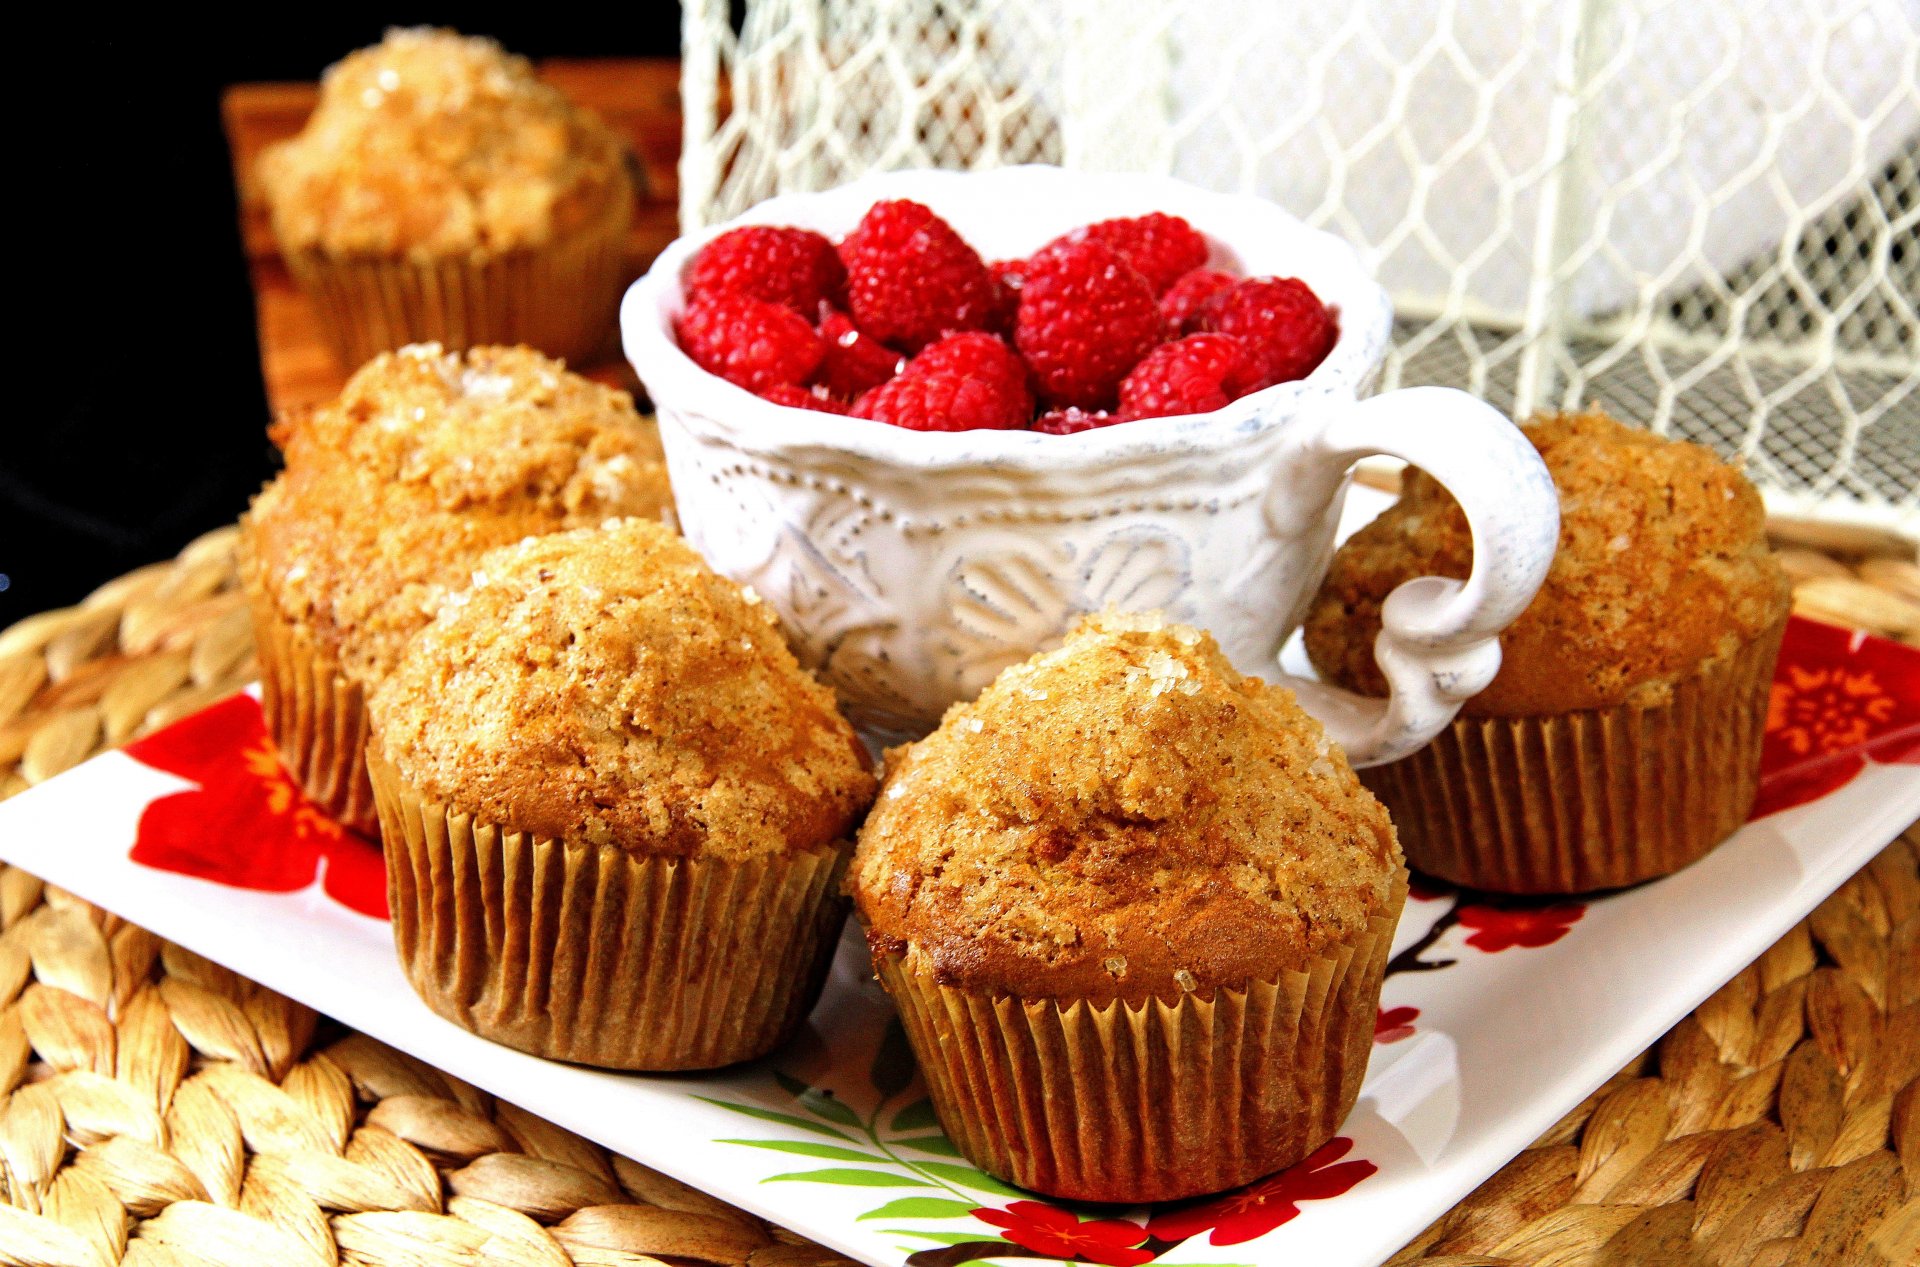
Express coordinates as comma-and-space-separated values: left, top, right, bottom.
283, 197, 632, 369
246, 585, 379, 839
871, 870, 1406, 1204
366, 751, 850, 1070
1363, 616, 1787, 895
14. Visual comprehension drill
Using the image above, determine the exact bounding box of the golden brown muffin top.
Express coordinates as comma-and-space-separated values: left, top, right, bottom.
850, 612, 1401, 1002
258, 28, 630, 259
1305, 409, 1791, 716
239, 344, 674, 683
369, 520, 876, 860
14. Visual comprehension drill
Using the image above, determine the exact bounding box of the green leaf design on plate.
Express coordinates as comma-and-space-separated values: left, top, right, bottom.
856, 1197, 980, 1222
889, 1097, 940, 1133
772, 1072, 864, 1128
892, 1134, 962, 1157
718, 1140, 884, 1163
910, 1162, 1025, 1196
765, 1168, 934, 1187
693, 1098, 856, 1141
887, 1231, 1011, 1246
871, 1016, 918, 1099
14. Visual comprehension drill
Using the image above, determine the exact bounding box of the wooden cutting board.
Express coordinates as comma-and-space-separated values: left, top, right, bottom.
220, 57, 684, 412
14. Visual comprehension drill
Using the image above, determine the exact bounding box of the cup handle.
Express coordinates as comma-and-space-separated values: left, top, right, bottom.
1271, 386, 1559, 767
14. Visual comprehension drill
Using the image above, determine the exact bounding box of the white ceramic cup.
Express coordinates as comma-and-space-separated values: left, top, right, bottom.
623, 166, 1558, 762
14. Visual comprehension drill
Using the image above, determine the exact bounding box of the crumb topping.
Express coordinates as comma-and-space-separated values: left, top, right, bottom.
239, 344, 674, 683
850, 611, 1401, 1001
258, 28, 631, 258
1305, 409, 1791, 715
370, 520, 875, 860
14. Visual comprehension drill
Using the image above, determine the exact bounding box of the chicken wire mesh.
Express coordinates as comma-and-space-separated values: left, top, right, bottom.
681, 0, 1920, 528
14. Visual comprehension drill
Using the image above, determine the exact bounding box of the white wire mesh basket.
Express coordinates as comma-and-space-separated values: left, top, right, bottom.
681, 0, 1919, 530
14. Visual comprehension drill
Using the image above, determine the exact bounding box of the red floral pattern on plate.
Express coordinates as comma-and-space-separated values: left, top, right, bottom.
1751, 617, 1920, 818
1455, 903, 1584, 952
1374, 1005, 1419, 1043
971, 1203, 1152, 1267
124, 694, 388, 919
1143, 1137, 1377, 1246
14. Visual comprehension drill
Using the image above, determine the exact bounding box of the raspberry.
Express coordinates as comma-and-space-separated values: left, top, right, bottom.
1074, 213, 1210, 295
838, 200, 1000, 352
759, 383, 849, 414
852, 332, 1032, 432
1033, 407, 1121, 436
990, 258, 1029, 292
686, 226, 846, 314
1117, 334, 1258, 419
1198, 277, 1337, 388
1013, 240, 1167, 409
913, 331, 1033, 400
1160, 268, 1237, 334
675, 291, 824, 392
814, 308, 904, 401
868, 331, 1033, 429
987, 259, 1026, 331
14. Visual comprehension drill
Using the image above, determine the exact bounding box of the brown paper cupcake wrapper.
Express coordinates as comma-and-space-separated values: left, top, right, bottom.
367, 752, 849, 1071
284, 198, 632, 369
873, 870, 1406, 1204
247, 587, 379, 839
1365, 617, 1787, 894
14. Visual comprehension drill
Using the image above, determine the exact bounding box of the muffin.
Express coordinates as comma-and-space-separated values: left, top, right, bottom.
850, 611, 1405, 1203
365, 519, 876, 1069
1305, 409, 1791, 893
238, 343, 674, 837
258, 28, 634, 366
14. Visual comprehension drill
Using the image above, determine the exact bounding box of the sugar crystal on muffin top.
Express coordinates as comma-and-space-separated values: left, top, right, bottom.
1304, 409, 1790, 716
850, 611, 1401, 1002
370, 519, 875, 860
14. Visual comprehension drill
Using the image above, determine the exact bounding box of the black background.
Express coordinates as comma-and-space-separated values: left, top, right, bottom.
3, 9, 681, 622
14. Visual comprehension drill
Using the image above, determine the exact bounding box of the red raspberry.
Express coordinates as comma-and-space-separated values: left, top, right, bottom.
758, 383, 849, 414
686, 226, 846, 313
1198, 277, 1337, 387
987, 259, 1026, 331
852, 332, 1033, 432
1033, 407, 1122, 436
1013, 240, 1166, 409
914, 331, 1032, 399
1160, 268, 1237, 334
1072, 213, 1210, 295
814, 308, 904, 401
991, 258, 1029, 292
1117, 334, 1258, 419
838, 200, 1000, 352
676, 291, 824, 392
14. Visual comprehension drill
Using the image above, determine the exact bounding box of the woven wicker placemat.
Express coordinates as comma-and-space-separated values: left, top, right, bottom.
0, 520, 1915, 1267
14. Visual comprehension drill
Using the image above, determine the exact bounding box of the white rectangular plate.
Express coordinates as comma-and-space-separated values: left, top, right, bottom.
2, 501, 1916, 1267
